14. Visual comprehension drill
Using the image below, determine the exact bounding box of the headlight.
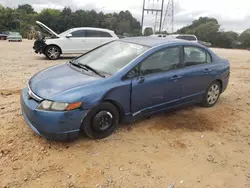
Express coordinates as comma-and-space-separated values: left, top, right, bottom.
37, 100, 82, 111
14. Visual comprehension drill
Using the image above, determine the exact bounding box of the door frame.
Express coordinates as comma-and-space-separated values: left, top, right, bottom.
122, 45, 184, 115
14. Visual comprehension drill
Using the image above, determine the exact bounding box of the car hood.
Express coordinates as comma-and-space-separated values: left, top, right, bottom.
36, 21, 60, 38
29, 63, 102, 99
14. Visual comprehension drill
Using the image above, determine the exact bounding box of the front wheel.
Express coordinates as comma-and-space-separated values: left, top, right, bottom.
45, 45, 61, 60
201, 81, 221, 107
82, 102, 119, 139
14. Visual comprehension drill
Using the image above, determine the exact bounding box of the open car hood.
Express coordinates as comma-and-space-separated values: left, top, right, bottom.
36, 21, 60, 38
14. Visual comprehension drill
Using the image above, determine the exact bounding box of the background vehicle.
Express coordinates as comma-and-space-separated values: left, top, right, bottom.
33, 21, 119, 60
7, 32, 22, 42
21, 37, 230, 141
168, 34, 198, 42
0, 33, 8, 40
198, 40, 212, 47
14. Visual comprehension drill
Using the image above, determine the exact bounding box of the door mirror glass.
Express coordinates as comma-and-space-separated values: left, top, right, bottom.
66, 34, 72, 38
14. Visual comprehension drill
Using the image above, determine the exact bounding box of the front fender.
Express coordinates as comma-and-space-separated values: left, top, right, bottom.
50, 79, 132, 114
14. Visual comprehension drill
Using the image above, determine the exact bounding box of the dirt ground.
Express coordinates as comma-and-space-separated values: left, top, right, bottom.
0, 40, 249, 188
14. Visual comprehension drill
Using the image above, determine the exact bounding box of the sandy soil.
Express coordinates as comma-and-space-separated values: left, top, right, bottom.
0, 40, 250, 188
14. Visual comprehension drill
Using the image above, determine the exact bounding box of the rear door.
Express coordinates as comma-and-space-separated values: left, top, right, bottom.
131, 46, 183, 114
180, 46, 219, 102
84, 30, 115, 51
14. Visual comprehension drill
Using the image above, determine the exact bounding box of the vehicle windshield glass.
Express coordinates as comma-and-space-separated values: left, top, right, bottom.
59, 29, 72, 36
9, 32, 20, 36
76, 41, 149, 75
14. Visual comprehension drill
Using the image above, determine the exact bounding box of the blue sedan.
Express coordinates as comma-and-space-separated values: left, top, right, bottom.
21, 37, 230, 140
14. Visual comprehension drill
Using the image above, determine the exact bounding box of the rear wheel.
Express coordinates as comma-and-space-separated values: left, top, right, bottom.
45, 45, 61, 60
82, 102, 119, 139
202, 81, 221, 107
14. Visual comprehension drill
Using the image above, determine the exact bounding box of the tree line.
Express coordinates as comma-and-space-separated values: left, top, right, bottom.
154, 17, 250, 49
0, 4, 141, 37
1, 4, 250, 48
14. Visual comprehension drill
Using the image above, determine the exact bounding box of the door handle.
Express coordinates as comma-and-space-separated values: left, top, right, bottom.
137, 76, 145, 84
170, 75, 182, 81
204, 68, 212, 73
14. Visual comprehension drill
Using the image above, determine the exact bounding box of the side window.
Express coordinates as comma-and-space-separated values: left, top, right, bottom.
71, 30, 85, 37
85, 30, 112, 37
140, 47, 180, 75
100, 31, 112, 37
184, 46, 212, 67
85, 30, 100, 37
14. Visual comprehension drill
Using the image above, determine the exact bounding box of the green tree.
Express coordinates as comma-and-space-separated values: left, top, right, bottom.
239, 29, 250, 48
144, 27, 153, 36
17, 4, 35, 14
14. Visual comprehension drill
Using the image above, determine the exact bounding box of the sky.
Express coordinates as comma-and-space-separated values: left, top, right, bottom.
1, 0, 250, 33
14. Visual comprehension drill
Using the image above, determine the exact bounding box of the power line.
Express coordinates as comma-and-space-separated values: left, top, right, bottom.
161, 0, 174, 33
141, 0, 165, 33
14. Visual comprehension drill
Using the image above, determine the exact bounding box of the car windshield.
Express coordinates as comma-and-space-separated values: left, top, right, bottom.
76, 41, 149, 75
9, 33, 20, 37
59, 29, 73, 37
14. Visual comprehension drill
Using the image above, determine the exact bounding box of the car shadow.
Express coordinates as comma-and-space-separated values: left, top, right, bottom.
119, 105, 217, 132
34, 55, 78, 61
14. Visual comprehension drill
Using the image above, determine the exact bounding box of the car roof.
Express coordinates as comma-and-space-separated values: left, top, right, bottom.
120, 36, 191, 47
69, 27, 114, 33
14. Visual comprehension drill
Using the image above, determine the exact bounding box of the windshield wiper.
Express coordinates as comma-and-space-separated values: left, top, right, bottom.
69, 60, 105, 78
80, 64, 105, 78
69, 60, 88, 71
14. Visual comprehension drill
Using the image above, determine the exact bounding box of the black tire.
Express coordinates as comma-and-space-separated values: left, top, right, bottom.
45, 45, 61, 60
82, 102, 119, 139
201, 81, 221, 107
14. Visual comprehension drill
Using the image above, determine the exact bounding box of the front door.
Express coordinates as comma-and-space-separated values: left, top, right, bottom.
131, 46, 183, 114
63, 29, 87, 53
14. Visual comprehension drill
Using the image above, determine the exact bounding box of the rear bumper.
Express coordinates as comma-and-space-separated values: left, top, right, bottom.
21, 88, 88, 141
221, 71, 230, 93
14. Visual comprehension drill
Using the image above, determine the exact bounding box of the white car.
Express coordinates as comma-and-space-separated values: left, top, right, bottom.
150, 34, 198, 43
168, 34, 198, 42
33, 21, 118, 60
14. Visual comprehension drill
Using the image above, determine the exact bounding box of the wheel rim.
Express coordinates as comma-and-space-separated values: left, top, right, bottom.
47, 47, 59, 59
207, 84, 220, 105
92, 111, 113, 132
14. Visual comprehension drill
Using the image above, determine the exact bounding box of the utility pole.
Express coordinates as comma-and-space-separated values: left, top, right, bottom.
171, 0, 174, 33
141, 0, 146, 34
161, 0, 174, 33
159, 0, 165, 33
141, 0, 165, 34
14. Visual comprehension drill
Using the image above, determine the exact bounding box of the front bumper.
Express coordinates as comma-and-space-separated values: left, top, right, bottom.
21, 88, 88, 141
33, 39, 47, 54
8, 38, 22, 41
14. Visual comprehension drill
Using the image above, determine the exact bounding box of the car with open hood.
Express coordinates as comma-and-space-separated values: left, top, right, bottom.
33, 21, 118, 60
21, 37, 230, 141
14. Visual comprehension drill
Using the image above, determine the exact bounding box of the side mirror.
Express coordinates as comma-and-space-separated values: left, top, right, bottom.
66, 34, 72, 38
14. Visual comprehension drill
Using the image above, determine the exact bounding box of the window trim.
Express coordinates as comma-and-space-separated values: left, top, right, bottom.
123, 45, 183, 79
181, 45, 213, 68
